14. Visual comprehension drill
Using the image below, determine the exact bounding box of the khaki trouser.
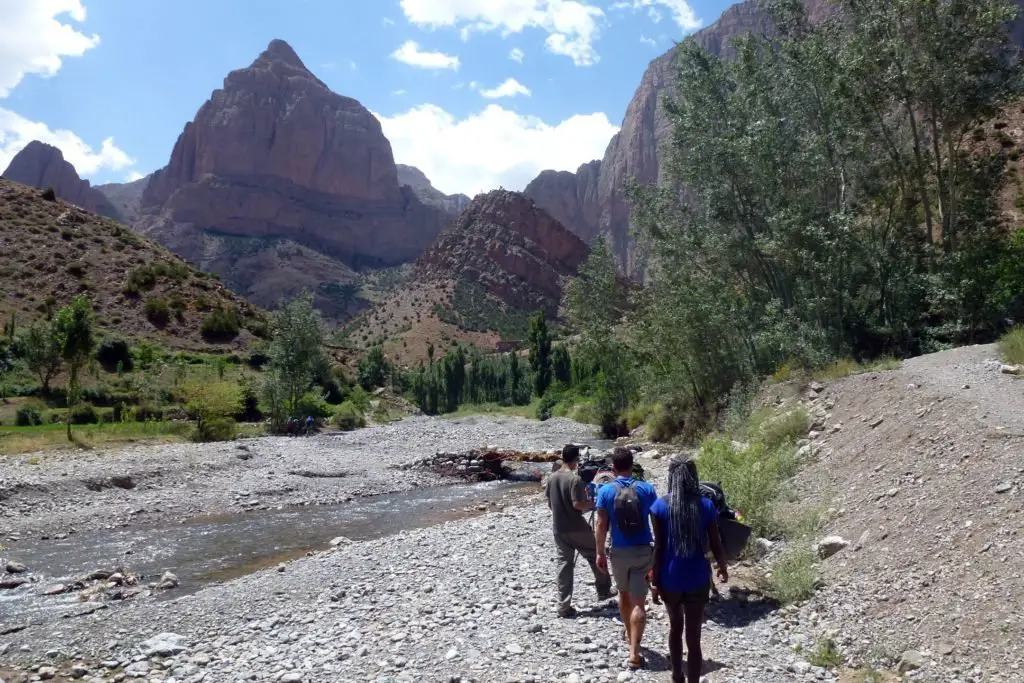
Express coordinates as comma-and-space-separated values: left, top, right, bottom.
554, 530, 612, 612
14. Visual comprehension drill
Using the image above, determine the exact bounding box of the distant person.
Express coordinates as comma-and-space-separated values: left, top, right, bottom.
543, 444, 614, 618
650, 458, 729, 683
305, 414, 314, 434
595, 447, 658, 670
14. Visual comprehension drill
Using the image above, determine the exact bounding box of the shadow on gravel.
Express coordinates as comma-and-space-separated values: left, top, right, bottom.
705, 587, 780, 628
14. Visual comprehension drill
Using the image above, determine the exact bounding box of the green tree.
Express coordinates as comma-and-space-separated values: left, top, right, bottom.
552, 345, 572, 387
528, 312, 552, 396
357, 345, 392, 390
21, 321, 63, 394
53, 296, 96, 440
441, 346, 466, 412
181, 377, 243, 441
262, 293, 328, 429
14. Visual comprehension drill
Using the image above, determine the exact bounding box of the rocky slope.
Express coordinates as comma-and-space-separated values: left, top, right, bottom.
0, 178, 262, 350
526, 0, 1024, 274
2, 142, 121, 221
95, 175, 150, 226
397, 164, 472, 217
343, 191, 588, 362
133, 39, 446, 320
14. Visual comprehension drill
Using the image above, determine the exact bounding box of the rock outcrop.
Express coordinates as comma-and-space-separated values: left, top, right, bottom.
135, 39, 446, 316
96, 175, 151, 226
397, 164, 471, 217
523, 160, 602, 244
2, 141, 121, 220
417, 190, 588, 316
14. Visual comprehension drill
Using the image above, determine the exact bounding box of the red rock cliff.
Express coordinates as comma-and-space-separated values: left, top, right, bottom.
417, 190, 589, 315
2, 141, 121, 220
139, 39, 445, 269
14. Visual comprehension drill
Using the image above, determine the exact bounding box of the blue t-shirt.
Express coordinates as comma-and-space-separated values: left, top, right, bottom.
596, 477, 658, 548
650, 495, 718, 592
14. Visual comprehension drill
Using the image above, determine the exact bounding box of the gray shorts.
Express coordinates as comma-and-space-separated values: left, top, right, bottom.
609, 544, 653, 598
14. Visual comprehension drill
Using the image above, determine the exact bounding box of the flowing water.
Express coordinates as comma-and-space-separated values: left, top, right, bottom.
0, 480, 539, 625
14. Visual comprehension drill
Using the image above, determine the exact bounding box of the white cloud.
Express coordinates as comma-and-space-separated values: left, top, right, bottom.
479, 78, 531, 99
374, 103, 617, 197
0, 0, 101, 98
399, 0, 603, 66
124, 170, 145, 182
382, 17, 395, 26
390, 40, 460, 70
640, 35, 657, 46
393, 89, 407, 96
509, 47, 525, 63
611, 0, 701, 32
0, 108, 135, 177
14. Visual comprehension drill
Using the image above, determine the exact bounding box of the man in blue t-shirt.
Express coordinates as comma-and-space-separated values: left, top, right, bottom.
595, 447, 658, 670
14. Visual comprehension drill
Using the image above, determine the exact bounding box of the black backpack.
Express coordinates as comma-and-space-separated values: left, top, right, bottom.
613, 480, 646, 536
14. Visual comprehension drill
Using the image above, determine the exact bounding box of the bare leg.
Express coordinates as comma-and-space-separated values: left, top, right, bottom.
662, 591, 685, 682
629, 600, 646, 666
618, 592, 634, 642
683, 600, 706, 683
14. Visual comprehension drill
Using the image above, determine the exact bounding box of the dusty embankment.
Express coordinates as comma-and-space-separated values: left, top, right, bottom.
773, 344, 1024, 681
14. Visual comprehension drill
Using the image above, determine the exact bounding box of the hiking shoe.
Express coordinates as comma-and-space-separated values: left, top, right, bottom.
597, 588, 618, 601
557, 606, 578, 618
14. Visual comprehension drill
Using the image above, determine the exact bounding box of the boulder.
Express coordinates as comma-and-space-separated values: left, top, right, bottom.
139, 632, 187, 657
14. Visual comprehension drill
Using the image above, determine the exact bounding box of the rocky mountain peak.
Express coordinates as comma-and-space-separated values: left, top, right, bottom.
2, 140, 120, 220
417, 190, 589, 316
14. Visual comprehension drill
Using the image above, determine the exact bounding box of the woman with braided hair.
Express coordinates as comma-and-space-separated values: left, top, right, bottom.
650, 458, 729, 683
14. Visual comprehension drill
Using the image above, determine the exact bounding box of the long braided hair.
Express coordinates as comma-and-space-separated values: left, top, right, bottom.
667, 458, 704, 557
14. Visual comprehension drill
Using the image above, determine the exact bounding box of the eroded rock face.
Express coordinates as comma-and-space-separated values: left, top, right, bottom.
397, 164, 472, 217
417, 190, 588, 315
2, 141, 121, 220
138, 39, 446, 279
523, 160, 601, 244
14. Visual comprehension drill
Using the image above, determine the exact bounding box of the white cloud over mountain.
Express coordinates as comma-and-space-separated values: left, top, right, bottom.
374, 103, 617, 197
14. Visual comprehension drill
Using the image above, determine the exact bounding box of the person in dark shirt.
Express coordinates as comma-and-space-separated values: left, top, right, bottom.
650, 458, 729, 683
543, 444, 614, 617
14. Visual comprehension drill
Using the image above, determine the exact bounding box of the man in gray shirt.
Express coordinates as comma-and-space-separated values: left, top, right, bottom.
544, 444, 614, 617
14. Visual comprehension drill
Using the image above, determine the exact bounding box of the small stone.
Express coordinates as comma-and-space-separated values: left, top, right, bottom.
70, 665, 89, 679
869, 417, 884, 428
506, 643, 524, 655
124, 661, 150, 677
157, 571, 179, 589
445, 647, 459, 661
617, 672, 633, 682
281, 674, 303, 683
4, 561, 27, 574
938, 642, 955, 656
1001, 364, 1022, 375
995, 482, 1013, 494
814, 535, 850, 560
329, 536, 350, 547
526, 624, 543, 634
37, 667, 57, 680
791, 661, 812, 675
139, 632, 187, 657
809, 381, 825, 393
898, 650, 925, 672
41, 584, 67, 596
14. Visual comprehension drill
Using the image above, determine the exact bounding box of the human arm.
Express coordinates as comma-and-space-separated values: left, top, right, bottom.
594, 507, 610, 573
707, 518, 729, 584
649, 509, 664, 604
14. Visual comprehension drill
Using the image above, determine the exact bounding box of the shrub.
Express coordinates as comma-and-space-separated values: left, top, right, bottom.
96, 339, 134, 372
134, 403, 164, 422
347, 385, 371, 413
123, 266, 157, 295
66, 261, 88, 278
193, 417, 237, 442
144, 297, 171, 327
168, 294, 187, 320
201, 308, 241, 342
112, 401, 128, 422
807, 638, 843, 670
646, 403, 689, 442
751, 408, 810, 453
321, 378, 348, 405
536, 392, 559, 421
769, 542, 818, 604
69, 403, 100, 425
999, 326, 1024, 366
335, 401, 366, 431
15, 406, 42, 426
41, 187, 57, 201
295, 391, 332, 419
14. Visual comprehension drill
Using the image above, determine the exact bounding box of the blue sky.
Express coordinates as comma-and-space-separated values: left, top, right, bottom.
1, 0, 737, 196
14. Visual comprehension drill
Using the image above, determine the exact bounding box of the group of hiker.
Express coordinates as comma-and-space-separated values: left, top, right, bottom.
544, 445, 729, 683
